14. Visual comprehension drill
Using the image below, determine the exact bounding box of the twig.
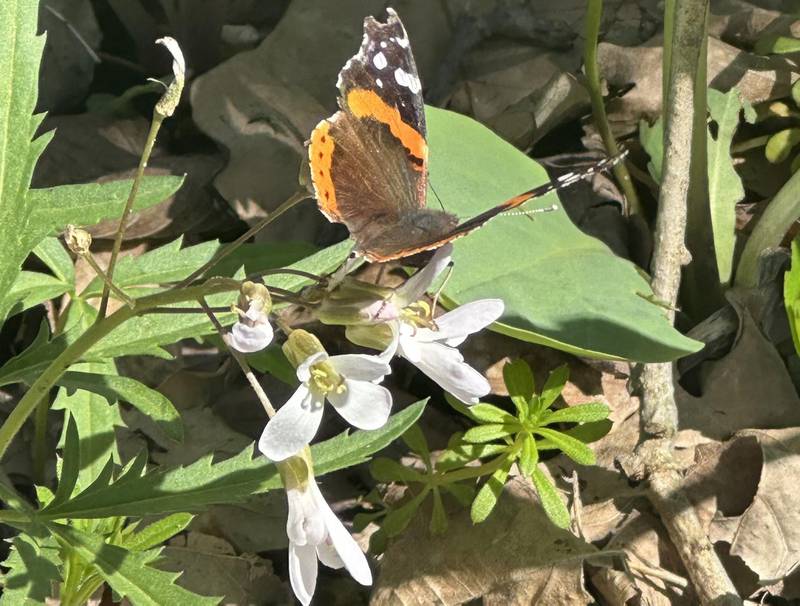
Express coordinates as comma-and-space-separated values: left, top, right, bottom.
631, 0, 742, 603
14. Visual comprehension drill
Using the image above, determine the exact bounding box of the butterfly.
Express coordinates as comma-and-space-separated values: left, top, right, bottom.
308, 8, 623, 263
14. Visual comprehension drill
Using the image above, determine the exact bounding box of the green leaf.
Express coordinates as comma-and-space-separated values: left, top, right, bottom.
533, 427, 595, 465
765, 128, 800, 164
209, 241, 318, 278
0, 0, 51, 317
640, 117, 663, 181
541, 402, 610, 425
531, 467, 570, 528
370, 457, 425, 483
470, 457, 513, 523
33, 236, 74, 284
27, 175, 184, 238
401, 423, 431, 468
502, 359, 535, 415
382, 489, 428, 537
539, 364, 569, 412
49, 416, 80, 509
785, 239, 800, 357
537, 420, 613, 449
245, 343, 297, 385
0, 271, 70, 319
708, 88, 751, 285
429, 488, 448, 535
462, 423, 518, 444
737, 165, 800, 288
437, 441, 508, 471
0, 533, 60, 605
427, 106, 700, 362
37, 401, 426, 519
57, 371, 182, 442
468, 403, 517, 424
122, 513, 194, 551
518, 434, 538, 477
48, 523, 220, 606
754, 34, 800, 55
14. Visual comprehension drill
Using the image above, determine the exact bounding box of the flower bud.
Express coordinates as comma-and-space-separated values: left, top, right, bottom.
282, 329, 327, 369
315, 277, 397, 326
154, 37, 185, 119
65, 225, 92, 255
345, 323, 394, 351
239, 280, 272, 314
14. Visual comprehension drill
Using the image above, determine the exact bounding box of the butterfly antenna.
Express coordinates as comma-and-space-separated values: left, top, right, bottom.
430, 182, 446, 211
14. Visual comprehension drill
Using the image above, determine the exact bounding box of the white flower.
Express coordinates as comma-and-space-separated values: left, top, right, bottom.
229, 300, 274, 353
283, 480, 372, 605
153, 36, 185, 118
386, 298, 504, 404
259, 352, 392, 461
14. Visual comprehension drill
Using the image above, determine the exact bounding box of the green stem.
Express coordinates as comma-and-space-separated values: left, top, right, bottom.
584, 0, 642, 216
177, 189, 310, 288
32, 394, 49, 484
99, 114, 165, 318
83, 252, 134, 307
0, 278, 239, 463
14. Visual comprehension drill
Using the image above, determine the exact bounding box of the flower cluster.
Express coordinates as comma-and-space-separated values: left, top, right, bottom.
229, 244, 504, 603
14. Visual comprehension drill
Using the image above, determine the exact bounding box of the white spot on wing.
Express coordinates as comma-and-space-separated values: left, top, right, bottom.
380, 41, 387, 49
394, 67, 421, 93
376, 78, 383, 88
394, 35, 409, 48
373, 51, 388, 70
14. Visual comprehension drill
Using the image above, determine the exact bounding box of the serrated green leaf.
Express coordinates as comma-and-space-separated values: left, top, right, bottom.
502, 359, 535, 415
462, 423, 518, 444
533, 427, 595, 465
49, 416, 80, 509
470, 457, 512, 523
519, 434, 538, 477
122, 513, 194, 551
57, 371, 182, 442
538, 365, 569, 413
531, 467, 570, 528
370, 457, 424, 483
541, 403, 610, 425
33, 237, 74, 285
38, 401, 426, 519
0, 0, 50, 316
785, 239, 800, 356
0, 533, 60, 605
0, 321, 83, 387
382, 489, 428, 537
429, 488, 448, 534
468, 403, 517, 424
48, 523, 220, 606
0, 271, 70, 319
428, 107, 700, 362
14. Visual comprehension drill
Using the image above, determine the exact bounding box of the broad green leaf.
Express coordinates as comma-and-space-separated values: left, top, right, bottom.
57, 371, 182, 442
401, 423, 431, 468
382, 489, 428, 537
33, 236, 74, 284
765, 128, 800, 164
533, 427, 595, 465
47, 523, 219, 606
427, 107, 700, 362
27, 175, 184, 238
0, 0, 51, 313
531, 467, 570, 528
0, 533, 60, 605
429, 488, 447, 534
53, 361, 124, 490
209, 241, 318, 278
470, 457, 513, 523
737, 166, 800, 288
37, 400, 426, 519
542, 402, 610, 425
786, 239, 800, 356
536, 419, 613, 449
708, 88, 751, 285
502, 358, 535, 415
518, 434, 538, 477
754, 34, 800, 55
462, 423, 518, 444
370, 457, 425, 483
468, 403, 517, 424
245, 343, 296, 385
123, 513, 194, 551
0, 271, 70, 320
539, 364, 569, 413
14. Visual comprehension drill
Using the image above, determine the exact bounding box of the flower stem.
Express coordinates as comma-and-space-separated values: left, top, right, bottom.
32, 394, 49, 484
99, 114, 165, 318
177, 189, 310, 288
0, 279, 239, 463
82, 250, 135, 307
583, 0, 642, 216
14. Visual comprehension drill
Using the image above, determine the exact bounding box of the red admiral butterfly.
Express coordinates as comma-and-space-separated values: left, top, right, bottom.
308, 8, 623, 263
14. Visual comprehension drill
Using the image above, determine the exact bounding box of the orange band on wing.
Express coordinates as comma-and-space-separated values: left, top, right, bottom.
346, 89, 427, 163
308, 120, 338, 219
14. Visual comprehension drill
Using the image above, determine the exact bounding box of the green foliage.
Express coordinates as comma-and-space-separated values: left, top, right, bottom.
785, 239, 800, 357
0, 533, 61, 605
426, 106, 700, 362
754, 34, 800, 55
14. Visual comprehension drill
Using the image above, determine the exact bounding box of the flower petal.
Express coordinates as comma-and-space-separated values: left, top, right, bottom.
316, 538, 345, 570
421, 299, 504, 346
312, 484, 372, 586
258, 386, 323, 461
328, 379, 392, 430
329, 354, 390, 382
393, 243, 453, 306
406, 341, 490, 404
229, 320, 273, 353
289, 542, 318, 606
286, 486, 326, 546
296, 351, 328, 383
